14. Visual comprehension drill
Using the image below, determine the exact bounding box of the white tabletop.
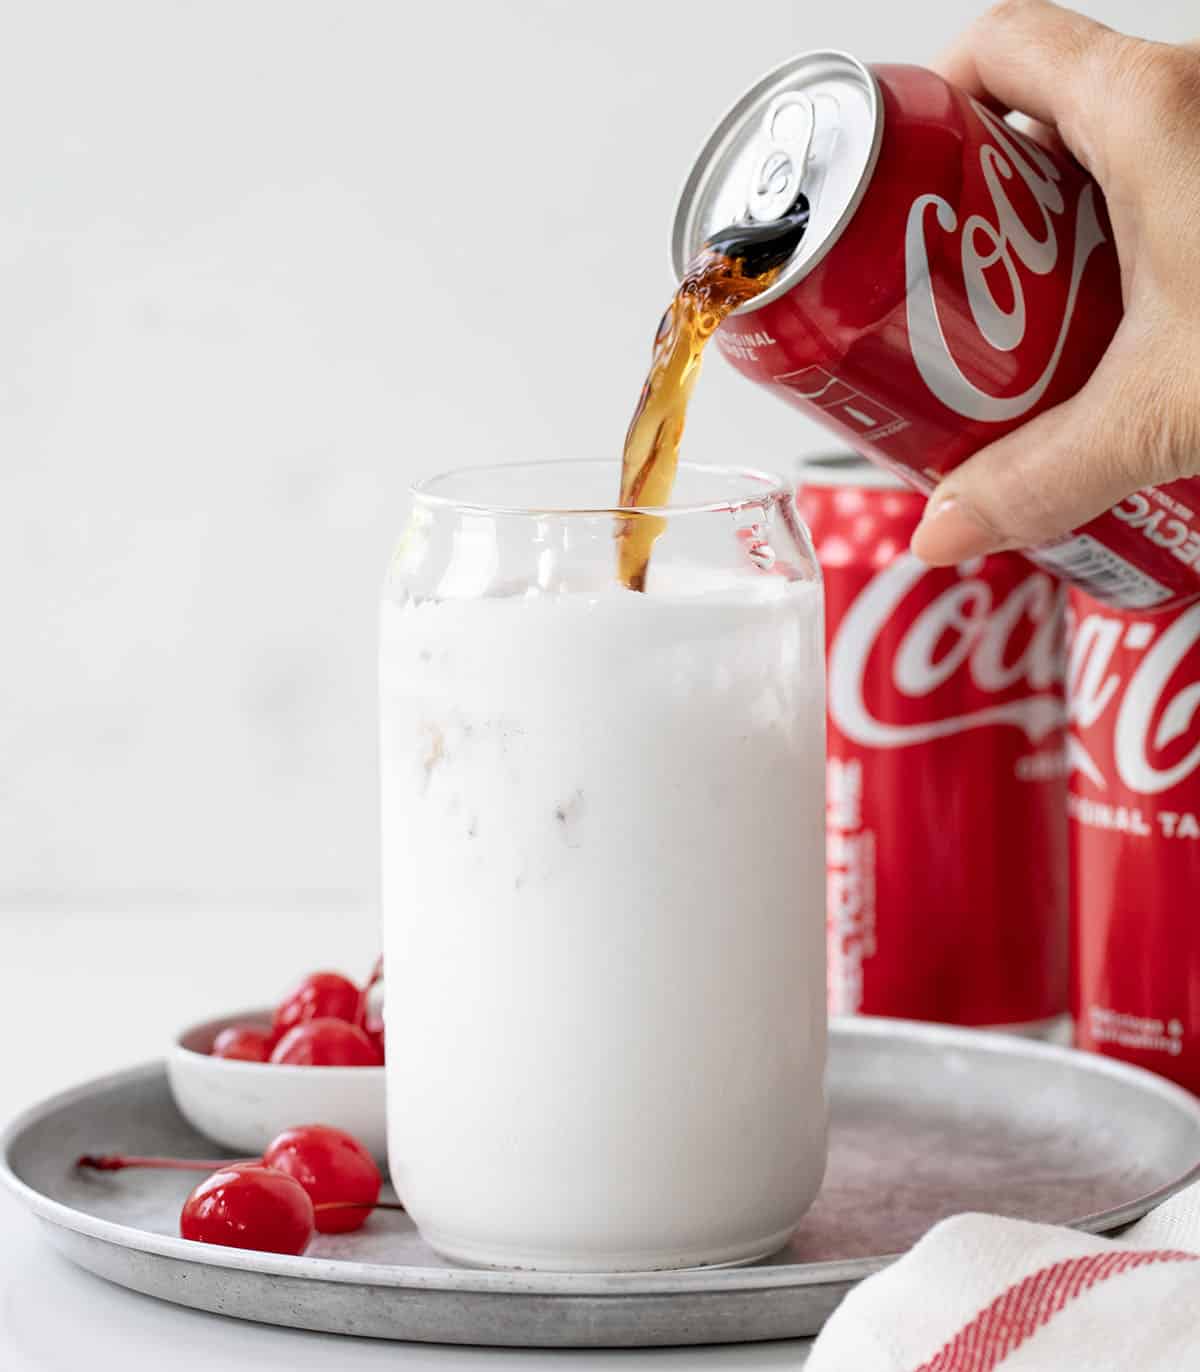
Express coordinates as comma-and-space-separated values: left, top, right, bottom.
0, 910, 813, 1369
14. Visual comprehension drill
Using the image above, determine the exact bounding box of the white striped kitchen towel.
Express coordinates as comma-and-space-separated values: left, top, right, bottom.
806, 1179, 1200, 1370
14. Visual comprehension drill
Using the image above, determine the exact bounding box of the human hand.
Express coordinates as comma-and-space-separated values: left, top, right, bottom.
911, 0, 1200, 565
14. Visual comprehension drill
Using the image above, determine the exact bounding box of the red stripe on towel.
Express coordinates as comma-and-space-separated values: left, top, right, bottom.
911, 1249, 1197, 1372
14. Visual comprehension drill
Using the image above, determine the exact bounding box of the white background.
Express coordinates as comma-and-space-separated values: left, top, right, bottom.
2, 0, 1191, 934
0, 2, 1194, 1365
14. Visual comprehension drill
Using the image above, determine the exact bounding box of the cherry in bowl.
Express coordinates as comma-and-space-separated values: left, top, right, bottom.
168, 1010, 387, 1162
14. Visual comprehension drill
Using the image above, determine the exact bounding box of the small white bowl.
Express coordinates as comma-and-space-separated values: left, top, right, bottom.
167, 1009, 387, 1163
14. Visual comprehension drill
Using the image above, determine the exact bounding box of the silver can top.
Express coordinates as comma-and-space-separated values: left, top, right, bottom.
798, 453, 910, 491
671, 51, 882, 314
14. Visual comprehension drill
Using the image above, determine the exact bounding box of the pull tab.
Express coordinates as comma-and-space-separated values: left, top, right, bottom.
746, 92, 814, 225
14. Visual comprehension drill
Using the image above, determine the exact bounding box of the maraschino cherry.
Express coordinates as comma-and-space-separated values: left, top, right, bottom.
79, 1124, 389, 1237
180, 1164, 315, 1256
208, 958, 386, 1066
211, 1024, 275, 1062
272, 971, 363, 1041
270, 1018, 382, 1067
262, 1125, 382, 1234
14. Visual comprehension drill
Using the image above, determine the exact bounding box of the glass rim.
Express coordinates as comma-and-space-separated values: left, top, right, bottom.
409, 458, 790, 518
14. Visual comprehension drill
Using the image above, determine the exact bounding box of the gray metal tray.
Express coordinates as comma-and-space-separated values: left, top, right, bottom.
4, 1018, 1200, 1348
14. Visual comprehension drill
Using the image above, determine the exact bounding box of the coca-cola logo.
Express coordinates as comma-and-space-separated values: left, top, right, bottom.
829, 554, 1064, 748
904, 99, 1107, 423
1069, 605, 1200, 794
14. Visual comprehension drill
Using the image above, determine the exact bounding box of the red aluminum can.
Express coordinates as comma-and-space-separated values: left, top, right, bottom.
800, 454, 1069, 1029
1068, 588, 1200, 1089
674, 53, 1200, 613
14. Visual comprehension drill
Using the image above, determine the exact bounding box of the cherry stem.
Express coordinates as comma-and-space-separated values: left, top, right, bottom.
77, 1154, 247, 1173
315, 1200, 407, 1214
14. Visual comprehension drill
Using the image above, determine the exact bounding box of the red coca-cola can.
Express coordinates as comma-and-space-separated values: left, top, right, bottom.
1068, 589, 1200, 1088
674, 53, 1200, 612
799, 454, 1069, 1029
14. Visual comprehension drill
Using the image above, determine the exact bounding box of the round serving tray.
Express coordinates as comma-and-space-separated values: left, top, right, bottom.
4, 1017, 1199, 1347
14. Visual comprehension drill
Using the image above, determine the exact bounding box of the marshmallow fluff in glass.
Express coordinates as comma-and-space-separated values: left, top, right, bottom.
379, 459, 827, 1271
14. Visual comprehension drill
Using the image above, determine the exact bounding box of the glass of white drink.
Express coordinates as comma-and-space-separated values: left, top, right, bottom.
379, 459, 827, 1272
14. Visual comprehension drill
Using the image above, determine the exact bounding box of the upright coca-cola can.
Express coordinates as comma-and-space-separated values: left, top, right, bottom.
799, 454, 1069, 1030
1068, 589, 1200, 1089
674, 52, 1200, 612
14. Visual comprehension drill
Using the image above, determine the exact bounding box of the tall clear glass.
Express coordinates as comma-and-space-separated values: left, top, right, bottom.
379, 459, 827, 1272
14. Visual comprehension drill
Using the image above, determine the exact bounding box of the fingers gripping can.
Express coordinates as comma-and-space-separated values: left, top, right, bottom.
799, 455, 1069, 1029
1068, 590, 1200, 1088
675, 53, 1200, 612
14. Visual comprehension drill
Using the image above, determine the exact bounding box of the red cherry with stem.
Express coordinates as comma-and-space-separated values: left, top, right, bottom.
180, 1164, 314, 1255
273, 971, 362, 1039
270, 1018, 382, 1067
262, 1125, 382, 1234
82, 1148, 404, 1233
212, 1024, 275, 1062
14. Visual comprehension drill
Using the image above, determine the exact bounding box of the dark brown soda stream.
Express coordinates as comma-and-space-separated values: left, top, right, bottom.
616, 198, 810, 591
